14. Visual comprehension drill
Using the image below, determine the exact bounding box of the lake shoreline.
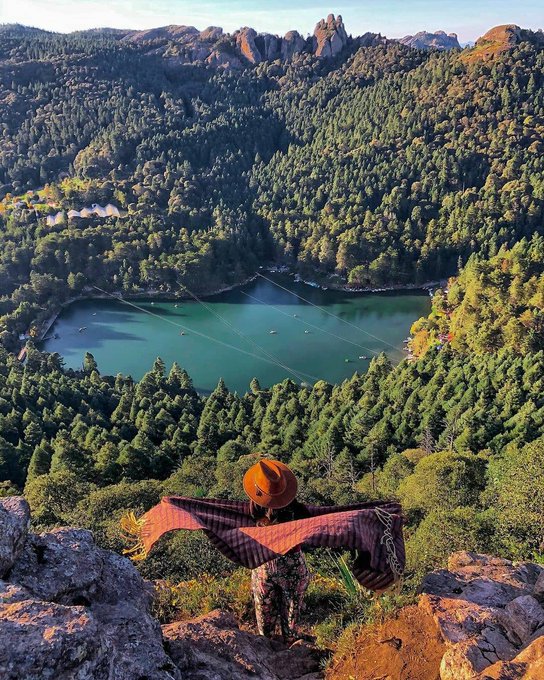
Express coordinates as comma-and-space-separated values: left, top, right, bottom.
37, 269, 440, 343
41, 277, 431, 392
266, 267, 446, 294
37, 274, 260, 341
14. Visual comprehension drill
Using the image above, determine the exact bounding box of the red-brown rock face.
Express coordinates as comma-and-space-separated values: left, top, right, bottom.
329, 551, 544, 680
313, 14, 348, 58
236, 27, 262, 64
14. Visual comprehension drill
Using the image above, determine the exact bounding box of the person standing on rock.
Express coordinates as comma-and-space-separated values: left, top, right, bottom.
124, 458, 405, 644
243, 460, 310, 643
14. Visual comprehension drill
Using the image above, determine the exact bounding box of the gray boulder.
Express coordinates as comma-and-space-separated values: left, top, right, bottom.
164, 609, 323, 679
0, 497, 30, 578
535, 571, 544, 601
9, 529, 104, 604
2, 520, 179, 679
498, 595, 544, 645
420, 552, 544, 679
0, 599, 110, 680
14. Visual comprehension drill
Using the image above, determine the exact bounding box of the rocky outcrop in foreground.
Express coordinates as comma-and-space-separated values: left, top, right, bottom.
421, 552, 544, 679
0, 497, 322, 679
328, 552, 544, 680
0, 497, 179, 679
5, 495, 543, 679
165, 610, 323, 679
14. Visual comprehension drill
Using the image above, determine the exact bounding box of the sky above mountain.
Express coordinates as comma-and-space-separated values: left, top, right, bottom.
1, 0, 543, 42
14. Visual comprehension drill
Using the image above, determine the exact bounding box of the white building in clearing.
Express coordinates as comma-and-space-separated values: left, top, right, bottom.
46, 212, 65, 226
46, 203, 124, 225
104, 204, 121, 217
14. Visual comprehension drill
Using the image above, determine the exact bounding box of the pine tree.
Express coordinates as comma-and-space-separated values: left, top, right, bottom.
26, 441, 52, 481
83, 353, 98, 373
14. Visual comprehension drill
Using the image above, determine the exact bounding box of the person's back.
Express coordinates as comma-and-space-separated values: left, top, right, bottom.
123, 457, 406, 640
244, 461, 310, 643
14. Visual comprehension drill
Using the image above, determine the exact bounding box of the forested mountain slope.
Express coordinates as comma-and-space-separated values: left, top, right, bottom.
0, 23, 543, 347
410, 236, 544, 355
254, 40, 544, 281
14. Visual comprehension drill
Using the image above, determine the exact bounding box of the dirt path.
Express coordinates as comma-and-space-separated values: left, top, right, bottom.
327, 605, 445, 680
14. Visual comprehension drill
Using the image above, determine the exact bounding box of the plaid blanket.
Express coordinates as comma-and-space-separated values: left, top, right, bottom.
123, 497, 405, 592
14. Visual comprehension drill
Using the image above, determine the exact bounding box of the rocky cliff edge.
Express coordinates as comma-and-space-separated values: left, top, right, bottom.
0, 497, 322, 680
2, 496, 544, 679
329, 551, 544, 680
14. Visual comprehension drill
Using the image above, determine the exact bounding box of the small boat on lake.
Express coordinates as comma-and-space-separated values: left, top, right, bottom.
180, 331, 185, 336
359, 355, 369, 360
78, 327, 87, 333
304, 330, 310, 334
269, 330, 277, 334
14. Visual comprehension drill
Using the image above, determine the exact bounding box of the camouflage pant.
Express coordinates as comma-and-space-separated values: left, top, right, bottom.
251, 550, 310, 640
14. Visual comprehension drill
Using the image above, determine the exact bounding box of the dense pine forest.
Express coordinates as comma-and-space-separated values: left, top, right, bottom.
1, 20, 544, 641
1, 25, 544, 346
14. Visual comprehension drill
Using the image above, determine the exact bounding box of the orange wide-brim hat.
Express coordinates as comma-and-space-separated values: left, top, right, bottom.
243, 459, 298, 509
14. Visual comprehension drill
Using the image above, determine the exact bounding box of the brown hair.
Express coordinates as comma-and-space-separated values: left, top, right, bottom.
249, 498, 309, 524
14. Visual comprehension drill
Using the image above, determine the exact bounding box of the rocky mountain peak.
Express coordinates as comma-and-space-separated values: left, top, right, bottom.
399, 30, 461, 51
281, 30, 306, 60
200, 26, 224, 41
313, 13, 349, 57
121, 13, 354, 68
461, 24, 544, 63
478, 24, 522, 46
236, 27, 262, 64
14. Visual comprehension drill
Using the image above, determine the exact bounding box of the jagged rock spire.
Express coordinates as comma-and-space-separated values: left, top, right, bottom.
313, 13, 348, 57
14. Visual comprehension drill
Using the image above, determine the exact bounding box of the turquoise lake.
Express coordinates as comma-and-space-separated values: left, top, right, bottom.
42, 276, 430, 393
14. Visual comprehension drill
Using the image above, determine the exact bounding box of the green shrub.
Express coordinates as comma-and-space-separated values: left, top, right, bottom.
151, 569, 253, 624
406, 506, 492, 581
486, 439, 544, 559
398, 451, 487, 518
